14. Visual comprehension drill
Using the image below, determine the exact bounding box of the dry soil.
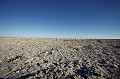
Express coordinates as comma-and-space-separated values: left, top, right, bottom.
0, 38, 120, 79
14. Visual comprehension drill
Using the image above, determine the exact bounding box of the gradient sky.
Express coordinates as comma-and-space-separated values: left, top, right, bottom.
0, 0, 120, 38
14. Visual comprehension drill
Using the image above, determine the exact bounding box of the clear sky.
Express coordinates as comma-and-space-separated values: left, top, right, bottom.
0, 0, 120, 38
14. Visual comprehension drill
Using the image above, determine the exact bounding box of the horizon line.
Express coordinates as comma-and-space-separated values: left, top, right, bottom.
0, 36, 120, 39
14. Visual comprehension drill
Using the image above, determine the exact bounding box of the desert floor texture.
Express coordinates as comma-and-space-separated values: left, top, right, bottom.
0, 38, 120, 79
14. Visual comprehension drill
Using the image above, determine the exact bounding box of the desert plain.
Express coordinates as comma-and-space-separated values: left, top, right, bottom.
0, 38, 120, 79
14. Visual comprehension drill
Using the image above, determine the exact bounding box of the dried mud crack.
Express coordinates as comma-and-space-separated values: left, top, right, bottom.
0, 38, 120, 79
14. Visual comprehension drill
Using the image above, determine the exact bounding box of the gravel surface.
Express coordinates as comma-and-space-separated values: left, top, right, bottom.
0, 38, 120, 79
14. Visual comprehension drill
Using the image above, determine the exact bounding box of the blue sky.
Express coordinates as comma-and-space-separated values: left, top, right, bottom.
0, 0, 120, 38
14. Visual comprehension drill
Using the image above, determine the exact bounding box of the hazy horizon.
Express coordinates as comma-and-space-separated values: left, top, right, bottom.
0, 0, 120, 39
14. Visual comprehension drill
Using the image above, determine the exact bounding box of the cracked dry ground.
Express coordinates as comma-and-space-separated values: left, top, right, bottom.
0, 38, 120, 79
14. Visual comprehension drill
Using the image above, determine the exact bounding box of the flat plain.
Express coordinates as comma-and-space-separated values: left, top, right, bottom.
0, 38, 120, 79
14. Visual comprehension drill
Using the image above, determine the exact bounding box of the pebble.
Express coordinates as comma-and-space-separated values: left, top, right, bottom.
0, 38, 119, 79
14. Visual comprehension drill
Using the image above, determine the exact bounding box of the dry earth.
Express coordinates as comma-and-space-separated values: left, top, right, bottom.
0, 38, 120, 79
